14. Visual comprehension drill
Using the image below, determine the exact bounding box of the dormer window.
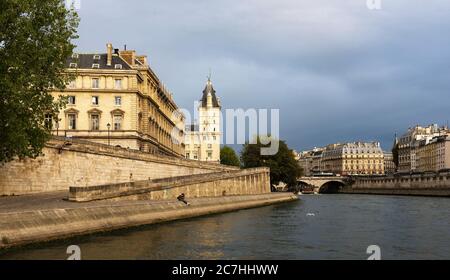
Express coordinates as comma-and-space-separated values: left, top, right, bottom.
93, 54, 101, 60
92, 64, 100, 69
69, 63, 77, 68
72, 53, 78, 59
114, 64, 122, 69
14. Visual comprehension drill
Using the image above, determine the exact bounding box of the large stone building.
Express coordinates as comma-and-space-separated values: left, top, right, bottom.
48, 43, 185, 157
398, 124, 448, 172
321, 142, 385, 176
383, 152, 396, 174
298, 147, 325, 176
416, 135, 450, 172
184, 78, 221, 162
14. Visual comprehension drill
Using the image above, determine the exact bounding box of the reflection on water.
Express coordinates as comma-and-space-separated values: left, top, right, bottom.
1, 194, 450, 260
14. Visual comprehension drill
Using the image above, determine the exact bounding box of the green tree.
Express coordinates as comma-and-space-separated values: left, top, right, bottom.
392, 142, 399, 168
240, 136, 302, 189
220, 146, 240, 167
391, 134, 399, 169
0, 0, 79, 163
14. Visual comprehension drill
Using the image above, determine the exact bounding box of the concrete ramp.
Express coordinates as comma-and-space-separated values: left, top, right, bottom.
69, 167, 271, 202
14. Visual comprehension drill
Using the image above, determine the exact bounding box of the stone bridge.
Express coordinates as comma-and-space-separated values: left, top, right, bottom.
297, 176, 348, 193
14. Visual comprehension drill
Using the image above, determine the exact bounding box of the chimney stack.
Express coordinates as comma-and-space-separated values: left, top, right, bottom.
106, 43, 113, 66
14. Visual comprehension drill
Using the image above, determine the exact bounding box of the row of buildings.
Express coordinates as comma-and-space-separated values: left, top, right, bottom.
298, 142, 393, 176
298, 124, 450, 176
397, 124, 450, 173
48, 43, 221, 161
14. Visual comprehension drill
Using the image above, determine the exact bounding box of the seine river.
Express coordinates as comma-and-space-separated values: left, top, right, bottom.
1, 194, 450, 260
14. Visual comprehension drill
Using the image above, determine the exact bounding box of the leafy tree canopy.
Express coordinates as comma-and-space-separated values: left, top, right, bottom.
220, 146, 240, 167
392, 140, 399, 168
240, 136, 302, 188
0, 0, 79, 163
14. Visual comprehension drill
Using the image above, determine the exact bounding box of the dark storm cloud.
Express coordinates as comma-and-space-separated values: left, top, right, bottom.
74, 0, 450, 151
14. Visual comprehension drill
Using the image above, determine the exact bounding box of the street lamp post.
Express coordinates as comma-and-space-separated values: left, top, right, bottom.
107, 123, 111, 145
55, 118, 61, 136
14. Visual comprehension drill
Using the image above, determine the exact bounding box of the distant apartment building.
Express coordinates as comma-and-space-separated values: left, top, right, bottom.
383, 152, 396, 174
298, 147, 325, 176
48, 43, 186, 157
322, 142, 385, 175
398, 124, 448, 172
416, 135, 450, 172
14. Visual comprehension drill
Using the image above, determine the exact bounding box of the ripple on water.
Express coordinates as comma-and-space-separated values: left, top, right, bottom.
1, 194, 450, 259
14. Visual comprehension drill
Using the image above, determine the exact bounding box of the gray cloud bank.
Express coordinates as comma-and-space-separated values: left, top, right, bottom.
74, 0, 450, 151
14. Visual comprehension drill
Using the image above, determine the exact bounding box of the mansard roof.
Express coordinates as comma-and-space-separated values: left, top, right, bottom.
66, 53, 132, 70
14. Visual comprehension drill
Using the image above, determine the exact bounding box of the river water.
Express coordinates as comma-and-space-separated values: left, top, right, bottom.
1, 194, 450, 260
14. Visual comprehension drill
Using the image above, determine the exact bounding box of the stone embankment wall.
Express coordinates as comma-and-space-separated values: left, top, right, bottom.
341, 173, 450, 196
0, 193, 298, 249
0, 137, 238, 195
69, 167, 271, 202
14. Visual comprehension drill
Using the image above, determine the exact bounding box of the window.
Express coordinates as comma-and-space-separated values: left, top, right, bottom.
93, 54, 100, 60
90, 114, 99, 130
92, 64, 100, 69
208, 152, 212, 158
115, 64, 122, 69
44, 114, 53, 129
213, 136, 216, 141
186, 153, 190, 159
69, 63, 77, 68
115, 79, 122, 89
92, 78, 99, 89
92, 96, 99, 105
68, 114, 76, 130
113, 115, 122, 130
68, 96, 76, 105
115, 96, 122, 106
208, 144, 212, 149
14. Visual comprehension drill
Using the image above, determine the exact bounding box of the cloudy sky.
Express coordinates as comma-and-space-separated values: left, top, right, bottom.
74, 0, 450, 152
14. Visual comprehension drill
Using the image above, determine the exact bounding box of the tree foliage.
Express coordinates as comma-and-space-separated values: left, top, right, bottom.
220, 146, 240, 167
392, 141, 399, 168
240, 136, 302, 188
0, 0, 79, 163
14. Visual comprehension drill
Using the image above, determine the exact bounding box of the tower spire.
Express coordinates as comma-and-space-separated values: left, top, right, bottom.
207, 68, 212, 82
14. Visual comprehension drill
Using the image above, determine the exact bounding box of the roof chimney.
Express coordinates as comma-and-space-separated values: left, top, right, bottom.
106, 43, 113, 66
136, 55, 148, 66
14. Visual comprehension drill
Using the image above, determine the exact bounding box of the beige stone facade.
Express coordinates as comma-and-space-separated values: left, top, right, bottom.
322, 142, 385, 176
383, 152, 396, 174
298, 147, 325, 176
184, 78, 221, 162
398, 124, 448, 173
417, 135, 450, 172
49, 43, 185, 157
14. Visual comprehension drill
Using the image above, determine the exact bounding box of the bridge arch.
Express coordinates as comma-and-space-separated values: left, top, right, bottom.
318, 181, 345, 193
